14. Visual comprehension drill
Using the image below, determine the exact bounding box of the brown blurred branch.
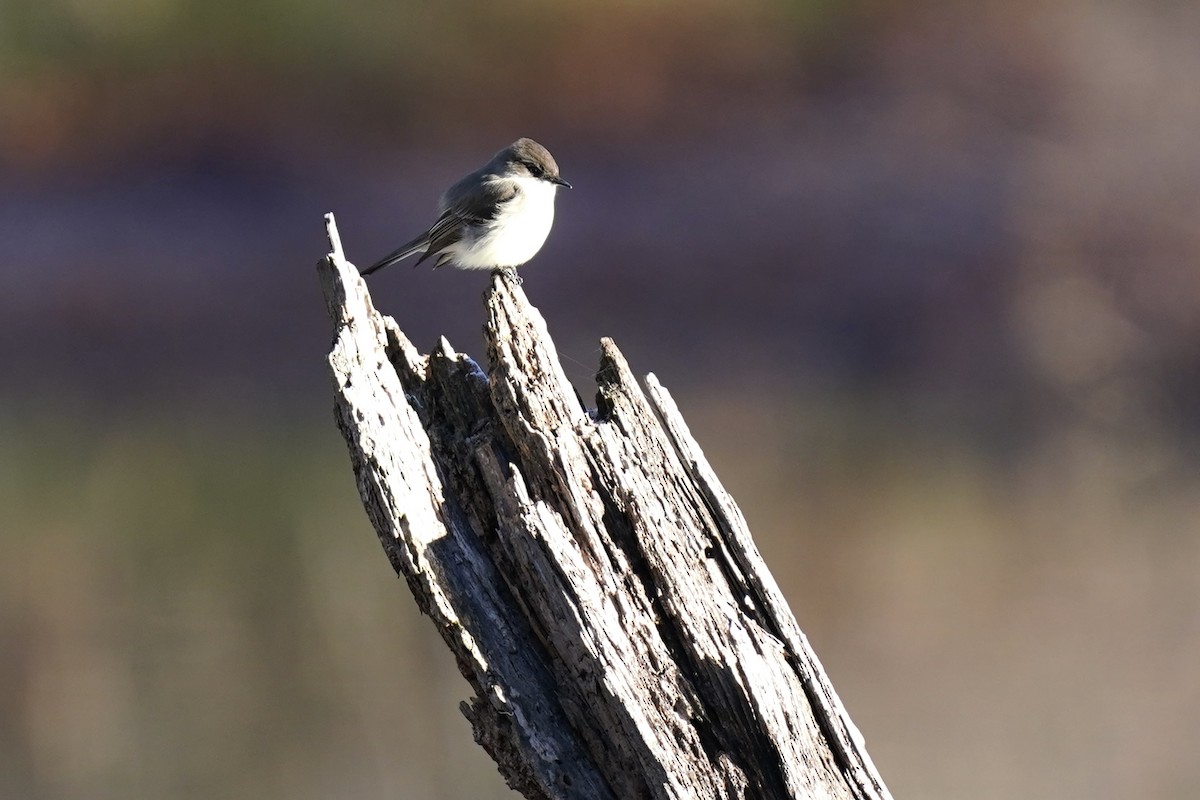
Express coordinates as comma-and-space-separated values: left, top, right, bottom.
318, 212, 893, 800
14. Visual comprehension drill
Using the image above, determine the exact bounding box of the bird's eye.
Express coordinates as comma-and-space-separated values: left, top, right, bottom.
525, 160, 543, 178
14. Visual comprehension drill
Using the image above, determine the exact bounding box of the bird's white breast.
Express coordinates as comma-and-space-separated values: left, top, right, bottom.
454, 176, 557, 270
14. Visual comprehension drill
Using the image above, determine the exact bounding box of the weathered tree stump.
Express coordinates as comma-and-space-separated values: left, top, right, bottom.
318, 213, 893, 800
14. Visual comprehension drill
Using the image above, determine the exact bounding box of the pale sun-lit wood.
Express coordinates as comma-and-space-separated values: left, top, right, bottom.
319, 213, 892, 800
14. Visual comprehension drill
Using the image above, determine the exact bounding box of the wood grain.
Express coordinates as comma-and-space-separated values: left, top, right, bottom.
319, 213, 893, 800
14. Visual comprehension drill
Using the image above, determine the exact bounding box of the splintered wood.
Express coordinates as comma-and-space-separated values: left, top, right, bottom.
319, 213, 892, 800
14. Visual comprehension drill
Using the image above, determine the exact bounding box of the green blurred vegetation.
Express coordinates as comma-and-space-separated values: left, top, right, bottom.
4, 388, 1198, 798
0, 406, 512, 798
0, 0, 873, 167
0, 0, 857, 68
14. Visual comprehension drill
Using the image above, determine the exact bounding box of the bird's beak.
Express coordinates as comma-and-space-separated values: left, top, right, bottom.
551, 177, 572, 189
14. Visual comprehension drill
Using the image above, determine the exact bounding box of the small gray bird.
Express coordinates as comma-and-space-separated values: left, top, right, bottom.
362, 138, 570, 277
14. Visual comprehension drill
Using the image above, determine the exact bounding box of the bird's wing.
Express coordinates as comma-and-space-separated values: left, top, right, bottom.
416, 178, 518, 268
362, 176, 520, 276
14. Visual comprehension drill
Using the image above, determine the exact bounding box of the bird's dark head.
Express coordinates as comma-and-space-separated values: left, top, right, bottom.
501, 138, 571, 189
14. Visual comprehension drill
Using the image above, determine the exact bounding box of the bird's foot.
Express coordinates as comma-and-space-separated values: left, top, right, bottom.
496, 268, 523, 285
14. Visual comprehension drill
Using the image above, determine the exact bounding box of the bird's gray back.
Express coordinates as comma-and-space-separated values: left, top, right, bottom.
438, 164, 493, 214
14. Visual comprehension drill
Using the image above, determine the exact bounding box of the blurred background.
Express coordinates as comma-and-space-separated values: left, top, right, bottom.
2, 0, 1199, 797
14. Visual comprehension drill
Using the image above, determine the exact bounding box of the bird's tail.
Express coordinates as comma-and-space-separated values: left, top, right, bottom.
360, 234, 429, 276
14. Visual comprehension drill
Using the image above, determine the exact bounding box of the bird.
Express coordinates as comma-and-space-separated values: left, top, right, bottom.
362, 138, 570, 278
